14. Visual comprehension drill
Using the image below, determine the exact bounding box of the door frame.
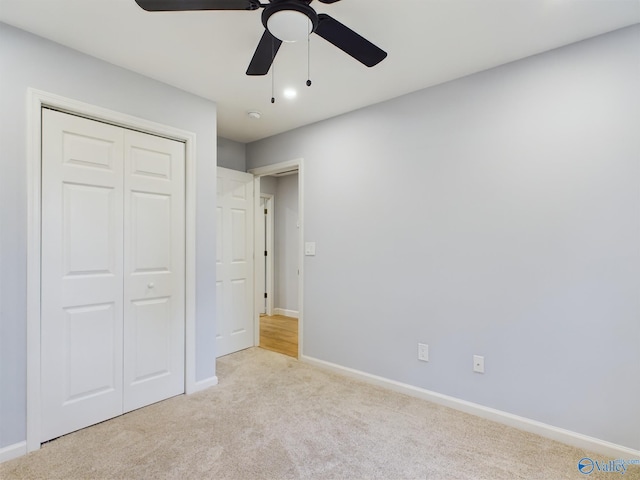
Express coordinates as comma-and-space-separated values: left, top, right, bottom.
26, 89, 198, 453
261, 194, 275, 317
249, 159, 304, 356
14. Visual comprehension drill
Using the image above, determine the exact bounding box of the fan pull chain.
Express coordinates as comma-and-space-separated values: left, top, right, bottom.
271, 35, 276, 104
306, 19, 312, 87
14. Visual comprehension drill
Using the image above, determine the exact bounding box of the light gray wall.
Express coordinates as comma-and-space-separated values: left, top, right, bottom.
0, 23, 218, 448
247, 25, 640, 450
274, 174, 299, 312
217, 137, 246, 171
260, 176, 277, 196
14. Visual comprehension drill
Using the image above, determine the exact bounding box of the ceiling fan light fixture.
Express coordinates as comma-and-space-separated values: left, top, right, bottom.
262, 2, 318, 44
267, 10, 312, 43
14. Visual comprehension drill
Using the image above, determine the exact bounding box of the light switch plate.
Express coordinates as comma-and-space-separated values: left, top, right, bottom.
305, 242, 316, 256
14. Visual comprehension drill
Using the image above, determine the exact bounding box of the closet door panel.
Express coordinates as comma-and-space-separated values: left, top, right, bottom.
123, 131, 185, 412
41, 109, 125, 442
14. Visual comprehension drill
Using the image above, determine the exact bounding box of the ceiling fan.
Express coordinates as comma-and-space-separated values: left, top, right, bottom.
134, 0, 387, 76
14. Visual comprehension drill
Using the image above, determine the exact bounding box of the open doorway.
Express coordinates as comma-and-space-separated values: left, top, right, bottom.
250, 159, 304, 359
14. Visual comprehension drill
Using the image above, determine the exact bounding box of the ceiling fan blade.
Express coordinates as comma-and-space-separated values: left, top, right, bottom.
134, 0, 260, 11
246, 30, 282, 75
314, 13, 387, 67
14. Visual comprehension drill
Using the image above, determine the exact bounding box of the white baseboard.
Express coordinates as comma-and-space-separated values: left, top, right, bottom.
0, 441, 27, 464
274, 308, 299, 319
301, 355, 640, 459
187, 375, 218, 394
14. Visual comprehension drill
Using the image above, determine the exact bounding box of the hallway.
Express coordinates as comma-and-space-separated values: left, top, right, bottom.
259, 314, 298, 358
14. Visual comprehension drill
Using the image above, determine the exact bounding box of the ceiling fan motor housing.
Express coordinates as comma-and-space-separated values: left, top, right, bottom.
262, 0, 319, 42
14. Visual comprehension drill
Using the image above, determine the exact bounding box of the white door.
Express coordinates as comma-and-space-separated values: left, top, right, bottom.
216, 167, 254, 357
123, 131, 185, 412
41, 110, 125, 441
41, 109, 185, 441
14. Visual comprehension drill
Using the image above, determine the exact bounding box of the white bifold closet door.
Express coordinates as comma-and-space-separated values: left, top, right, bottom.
41, 109, 185, 442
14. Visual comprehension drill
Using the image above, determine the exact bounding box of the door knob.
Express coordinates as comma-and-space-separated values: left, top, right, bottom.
147, 282, 155, 289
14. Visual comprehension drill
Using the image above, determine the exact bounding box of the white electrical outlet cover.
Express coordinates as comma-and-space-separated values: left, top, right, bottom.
305, 242, 316, 256
418, 343, 429, 362
473, 355, 485, 373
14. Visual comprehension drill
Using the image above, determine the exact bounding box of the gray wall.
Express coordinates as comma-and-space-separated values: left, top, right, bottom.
247, 25, 640, 450
0, 23, 218, 448
217, 137, 246, 171
274, 174, 299, 312
260, 176, 277, 196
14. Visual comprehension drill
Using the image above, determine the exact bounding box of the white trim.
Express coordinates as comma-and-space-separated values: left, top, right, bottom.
26, 89, 43, 454
253, 191, 275, 329
26, 88, 198, 452
249, 159, 304, 358
183, 124, 198, 396
262, 194, 275, 317
0, 442, 27, 464
249, 158, 302, 178
189, 375, 219, 394
273, 308, 299, 319
301, 355, 640, 459
296, 160, 304, 357
253, 177, 262, 346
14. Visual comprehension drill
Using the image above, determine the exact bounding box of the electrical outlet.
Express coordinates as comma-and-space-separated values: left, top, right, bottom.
473, 355, 485, 373
418, 343, 429, 362
304, 242, 316, 256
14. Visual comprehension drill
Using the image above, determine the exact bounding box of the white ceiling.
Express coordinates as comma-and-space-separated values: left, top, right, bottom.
1, 0, 638, 143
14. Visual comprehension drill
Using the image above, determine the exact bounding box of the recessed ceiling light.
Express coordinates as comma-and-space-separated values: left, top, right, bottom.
247, 111, 262, 119
283, 88, 297, 100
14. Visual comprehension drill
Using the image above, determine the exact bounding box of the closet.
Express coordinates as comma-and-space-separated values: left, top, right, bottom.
40, 109, 185, 441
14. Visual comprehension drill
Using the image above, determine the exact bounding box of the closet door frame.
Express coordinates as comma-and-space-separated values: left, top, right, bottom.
26, 89, 198, 453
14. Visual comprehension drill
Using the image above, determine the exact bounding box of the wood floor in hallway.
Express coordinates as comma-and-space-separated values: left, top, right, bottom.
260, 314, 298, 358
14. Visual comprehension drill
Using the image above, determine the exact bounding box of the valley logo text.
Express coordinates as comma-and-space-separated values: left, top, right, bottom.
578, 457, 640, 475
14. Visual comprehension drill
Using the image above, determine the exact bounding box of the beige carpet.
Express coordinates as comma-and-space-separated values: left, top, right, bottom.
1, 347, 636, 480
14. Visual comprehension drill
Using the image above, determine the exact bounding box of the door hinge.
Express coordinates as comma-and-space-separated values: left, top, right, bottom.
264, 250, 268, 256
264, 292, 268, 299
264, 208, 268, 215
